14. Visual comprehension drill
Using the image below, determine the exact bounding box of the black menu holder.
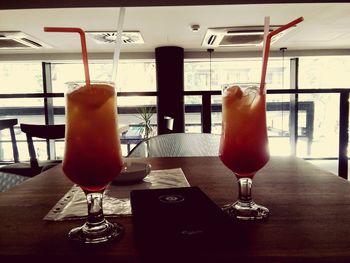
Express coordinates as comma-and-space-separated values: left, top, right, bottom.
130, 186, 235, 262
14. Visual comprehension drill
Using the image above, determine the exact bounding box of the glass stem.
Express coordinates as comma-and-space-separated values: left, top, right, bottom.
237, 178, 253, 203
145, 140, 150, 157
84, 190, 106, 226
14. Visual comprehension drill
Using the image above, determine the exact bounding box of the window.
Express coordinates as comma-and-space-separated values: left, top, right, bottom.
184, 58, 290, 91
297, 56, 350, 160
0, 63, 45, 161
184, 96, 202, 133
184, 56, 348, 164
0, 60, 157, 159
0, 63, 43, 94
51, 61, 156, 93
299, 56, 350, 89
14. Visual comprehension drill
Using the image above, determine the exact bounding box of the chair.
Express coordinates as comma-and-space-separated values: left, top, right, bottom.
0, 123, 65, 177
127, 133, 221, 158
0, 119, 33, 177
0, 120, 34, 187
0, 119, 20, 163
0, 171, 29, 192
20, 123, 65, 175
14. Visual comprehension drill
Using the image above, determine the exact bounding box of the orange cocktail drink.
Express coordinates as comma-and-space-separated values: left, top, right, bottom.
219, 85, 269, 178
63, 83, 123, 192
217, 17, 303, 221
219, 84, 270, 220
44, 26, 126, 243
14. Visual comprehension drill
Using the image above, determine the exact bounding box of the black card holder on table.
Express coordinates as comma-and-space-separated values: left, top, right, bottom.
130, 186, 236, 261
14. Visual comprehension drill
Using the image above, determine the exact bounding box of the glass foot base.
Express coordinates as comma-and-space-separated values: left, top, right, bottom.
223, 200, 269, 221
68, 220, 124, 244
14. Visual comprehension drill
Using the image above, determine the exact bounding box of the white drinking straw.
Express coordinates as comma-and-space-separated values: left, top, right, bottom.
112, 7, 126, 84
262, 16, 270, 73
260, 16, 270, 94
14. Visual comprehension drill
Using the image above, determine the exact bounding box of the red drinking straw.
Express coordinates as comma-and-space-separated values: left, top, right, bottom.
44, 27, 91, 86
260, 17, 304, 95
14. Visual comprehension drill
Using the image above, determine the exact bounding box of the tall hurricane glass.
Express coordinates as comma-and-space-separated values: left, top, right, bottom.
62, 81, 124, 243
219, 84, 270, 220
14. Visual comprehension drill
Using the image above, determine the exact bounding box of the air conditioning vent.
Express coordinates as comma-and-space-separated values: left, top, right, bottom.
21, 38, 43, 48
86, 31, 144, 44
220, 34, 263, 46
0, 31, 50, 49
202, 26, 296, 48
207, 35, 217, 46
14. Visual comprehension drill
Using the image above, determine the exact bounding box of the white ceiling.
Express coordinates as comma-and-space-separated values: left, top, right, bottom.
1, 3, 350, 56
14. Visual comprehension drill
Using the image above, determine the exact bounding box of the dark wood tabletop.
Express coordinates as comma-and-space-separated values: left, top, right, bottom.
1, 156, 350, 263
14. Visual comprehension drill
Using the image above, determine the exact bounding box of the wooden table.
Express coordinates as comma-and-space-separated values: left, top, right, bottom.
1, 156, 350, 262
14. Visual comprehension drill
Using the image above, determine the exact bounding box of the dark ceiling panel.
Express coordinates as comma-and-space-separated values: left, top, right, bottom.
0, 0, 348, 10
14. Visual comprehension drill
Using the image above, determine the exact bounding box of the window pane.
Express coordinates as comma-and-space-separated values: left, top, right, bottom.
184, 96, 201, 133
266, 94, 292, 156
0, 63, 43, 94
117, 62, 156, 92
211, 95, 222, 135
185, 61, 212, 91
297, 93, 339, 158
299, 56, 350, 89
184, 58, 289, 91
52, 97, 65, 124
117, 96, 155, 107
51, 61, 156, 93
51, 63, 85, 93
55, 141, 65, 160
1, 97, 44, 107
0, 100, 45, 125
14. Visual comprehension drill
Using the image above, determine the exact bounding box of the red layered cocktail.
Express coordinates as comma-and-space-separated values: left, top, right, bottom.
63, 83, 123, 192
219, 85, 269, 178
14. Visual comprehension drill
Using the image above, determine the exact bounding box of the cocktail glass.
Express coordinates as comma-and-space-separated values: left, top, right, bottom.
62, 81, 124, 243
219, 83, 270, 220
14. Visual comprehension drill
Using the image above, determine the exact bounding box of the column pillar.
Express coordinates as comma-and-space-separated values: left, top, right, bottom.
155, 46, 185, 134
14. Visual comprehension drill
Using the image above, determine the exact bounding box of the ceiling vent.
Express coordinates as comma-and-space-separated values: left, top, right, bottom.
0, 31, 50, 49
86, 31, 144, 44
202, 26, 295, 48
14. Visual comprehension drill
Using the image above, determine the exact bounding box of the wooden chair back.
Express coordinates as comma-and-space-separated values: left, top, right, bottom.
0, 119, 19, 163
20, 124, 65, 169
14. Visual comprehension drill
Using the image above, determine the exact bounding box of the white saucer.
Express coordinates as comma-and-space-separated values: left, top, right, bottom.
113, 162, 151, 185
